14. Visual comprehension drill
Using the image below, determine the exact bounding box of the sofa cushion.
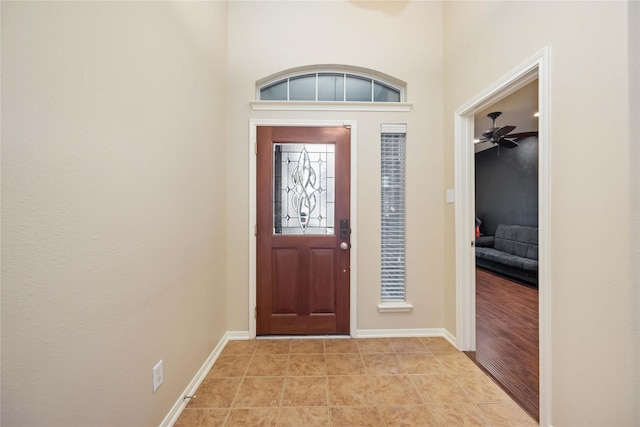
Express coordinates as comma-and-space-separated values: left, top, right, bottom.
475, 236, 494, 247
476, 247, 538, 272
494, 225, 538, 260
527, 231, 539, 260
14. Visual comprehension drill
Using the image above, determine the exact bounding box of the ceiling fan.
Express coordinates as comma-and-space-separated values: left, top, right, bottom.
475, 111, 537, 148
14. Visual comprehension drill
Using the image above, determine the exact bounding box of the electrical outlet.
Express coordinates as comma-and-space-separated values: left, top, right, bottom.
153, 360, 163, 392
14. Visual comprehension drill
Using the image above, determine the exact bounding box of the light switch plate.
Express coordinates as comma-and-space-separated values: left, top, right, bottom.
153, 360, 163, 392
446, 189, 455, 204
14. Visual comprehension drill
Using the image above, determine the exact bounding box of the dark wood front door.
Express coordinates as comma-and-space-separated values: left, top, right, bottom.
256, 126, 350, 335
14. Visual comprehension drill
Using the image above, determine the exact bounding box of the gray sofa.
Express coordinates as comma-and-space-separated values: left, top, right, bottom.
475, 224, 538, 286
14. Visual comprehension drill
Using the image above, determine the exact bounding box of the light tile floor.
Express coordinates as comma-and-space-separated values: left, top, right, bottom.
174, 337, 537, 426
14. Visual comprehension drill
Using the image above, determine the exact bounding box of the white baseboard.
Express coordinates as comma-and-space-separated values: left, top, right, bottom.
441, 329, 458, 348
355, 328, 458, 349
226, 330, 250, 341
159, 331, 246, 427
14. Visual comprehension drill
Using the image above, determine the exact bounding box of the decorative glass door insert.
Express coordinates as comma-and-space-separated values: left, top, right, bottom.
273, 143, 335, 235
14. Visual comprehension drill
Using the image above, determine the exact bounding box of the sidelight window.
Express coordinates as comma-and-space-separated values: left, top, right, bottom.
380, 125, 407, 302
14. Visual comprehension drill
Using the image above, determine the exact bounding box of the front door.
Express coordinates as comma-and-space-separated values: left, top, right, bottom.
256, 126, 350, 335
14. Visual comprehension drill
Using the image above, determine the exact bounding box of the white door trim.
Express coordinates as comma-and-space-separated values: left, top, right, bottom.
248, 119, 358, 338
453, 47, 551, 426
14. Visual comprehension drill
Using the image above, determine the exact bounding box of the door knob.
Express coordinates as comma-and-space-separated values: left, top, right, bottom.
340, 242, 349, 250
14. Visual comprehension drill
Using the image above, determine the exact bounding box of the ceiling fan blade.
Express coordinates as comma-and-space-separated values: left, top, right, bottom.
497, 137, 519, 148
482, 129, 496, 139
492, 125, 516, 138
509, 131, 539, 140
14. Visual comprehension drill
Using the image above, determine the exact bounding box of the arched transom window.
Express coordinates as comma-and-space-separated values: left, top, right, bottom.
256, 65, 406, 103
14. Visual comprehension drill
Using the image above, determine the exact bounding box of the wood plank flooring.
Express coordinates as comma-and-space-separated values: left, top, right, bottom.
466, 268, 539, 421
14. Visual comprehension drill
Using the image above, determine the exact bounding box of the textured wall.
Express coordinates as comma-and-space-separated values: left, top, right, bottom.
475, 137, 538, 236
1, 2, 228, 425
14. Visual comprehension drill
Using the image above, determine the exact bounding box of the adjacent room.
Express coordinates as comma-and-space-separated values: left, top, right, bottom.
471, 80, 540, 420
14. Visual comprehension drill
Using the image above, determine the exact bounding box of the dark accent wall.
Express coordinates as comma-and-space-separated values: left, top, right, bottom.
475, 137, 538, 236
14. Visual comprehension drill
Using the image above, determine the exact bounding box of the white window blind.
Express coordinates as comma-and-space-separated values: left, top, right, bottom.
380, 125, 406, 302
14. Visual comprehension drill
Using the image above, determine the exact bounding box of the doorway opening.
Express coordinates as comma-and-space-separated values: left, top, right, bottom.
453, 48, 551, 426
471, 81, 540, 419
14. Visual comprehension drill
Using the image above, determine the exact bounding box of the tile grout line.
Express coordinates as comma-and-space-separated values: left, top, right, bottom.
321, 339, 330, 422
226, 345, 256, 425
275, 347, 286, 425
322, 339, 334, 427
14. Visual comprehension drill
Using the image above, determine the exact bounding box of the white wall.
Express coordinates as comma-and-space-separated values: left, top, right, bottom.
443, 1, 640, 425
225, 1, 445, 333
1, 2, 228, 425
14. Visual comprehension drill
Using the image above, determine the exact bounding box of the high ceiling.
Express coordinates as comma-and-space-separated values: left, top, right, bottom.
474, 79, 538, 153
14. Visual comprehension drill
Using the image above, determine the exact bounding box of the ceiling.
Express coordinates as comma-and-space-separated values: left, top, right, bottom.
474, 79, 539, 153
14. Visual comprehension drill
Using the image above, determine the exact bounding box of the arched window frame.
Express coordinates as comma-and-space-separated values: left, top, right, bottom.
251, 65, 412, 112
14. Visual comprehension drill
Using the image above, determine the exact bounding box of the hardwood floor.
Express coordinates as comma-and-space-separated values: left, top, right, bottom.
467, 268, 539, 421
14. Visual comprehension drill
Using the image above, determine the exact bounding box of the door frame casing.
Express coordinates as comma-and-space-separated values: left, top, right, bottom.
453, 47, 551, 425
249, 119, 358, 338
